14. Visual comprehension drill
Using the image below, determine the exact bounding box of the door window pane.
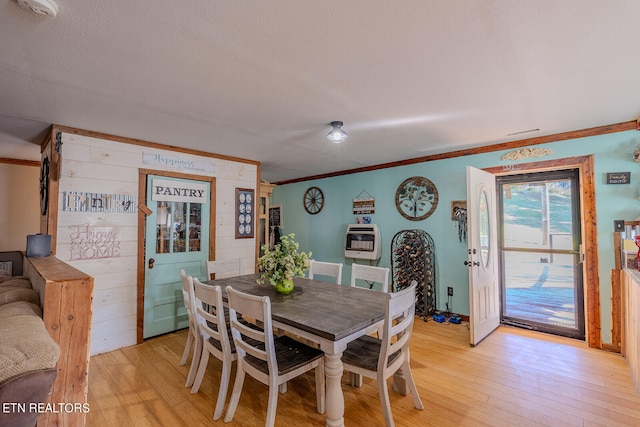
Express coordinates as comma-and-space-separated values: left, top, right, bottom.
189, 203, 201, 252
503, 251, 577, 328
156, 202, 171, 253
156, 201, 203, 253
479, 189, 490, 268
503, 181, 573, 251
173, 202, 187, 253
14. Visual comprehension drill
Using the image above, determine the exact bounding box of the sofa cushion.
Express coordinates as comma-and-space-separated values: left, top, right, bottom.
0, 300, 42, 318
0, 277, 31, 288
0, 287, 39, 307
0, 301, 59, 384
0, 368, 57, 427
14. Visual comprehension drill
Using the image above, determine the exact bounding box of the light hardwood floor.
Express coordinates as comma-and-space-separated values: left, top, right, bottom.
87, 320, 640, 426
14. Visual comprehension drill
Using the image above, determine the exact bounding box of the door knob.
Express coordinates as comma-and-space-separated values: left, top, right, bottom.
148, 258, 155, 269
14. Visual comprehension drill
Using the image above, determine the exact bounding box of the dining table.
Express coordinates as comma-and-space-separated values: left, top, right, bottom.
205, 273, 390, 427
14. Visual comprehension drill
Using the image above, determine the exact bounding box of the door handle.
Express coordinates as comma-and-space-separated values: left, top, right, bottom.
464, 260, 480, 267
148, 258, 155, 269
569, 244, 585, 263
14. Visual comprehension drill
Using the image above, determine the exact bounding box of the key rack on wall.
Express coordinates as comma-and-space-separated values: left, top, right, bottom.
391, 229, 436, 317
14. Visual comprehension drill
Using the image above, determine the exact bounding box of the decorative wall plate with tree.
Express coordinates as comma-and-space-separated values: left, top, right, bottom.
395, 176, 439, 221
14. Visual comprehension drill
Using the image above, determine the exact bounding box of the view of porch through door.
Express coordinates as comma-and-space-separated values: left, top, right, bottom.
498, 169, 585, 340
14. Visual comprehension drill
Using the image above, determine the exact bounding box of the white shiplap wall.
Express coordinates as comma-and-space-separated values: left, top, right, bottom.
55, 132, 258, 355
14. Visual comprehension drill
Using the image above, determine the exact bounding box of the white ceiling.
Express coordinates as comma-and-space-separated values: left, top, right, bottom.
1, 0, 639, 182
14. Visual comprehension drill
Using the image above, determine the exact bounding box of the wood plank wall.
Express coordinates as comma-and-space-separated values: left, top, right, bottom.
47, 128, 259, 355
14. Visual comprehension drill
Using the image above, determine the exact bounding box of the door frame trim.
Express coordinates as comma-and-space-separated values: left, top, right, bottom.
484, 155, 600, 348
136, 169, 216, 343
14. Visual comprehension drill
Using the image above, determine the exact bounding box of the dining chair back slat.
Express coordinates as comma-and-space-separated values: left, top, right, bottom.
350, 263, 390, 293
206, 259, 240, 280
308, 260, 343, 285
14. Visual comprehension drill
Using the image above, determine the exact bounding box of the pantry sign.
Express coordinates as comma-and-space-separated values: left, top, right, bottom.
151, 179, 208, 203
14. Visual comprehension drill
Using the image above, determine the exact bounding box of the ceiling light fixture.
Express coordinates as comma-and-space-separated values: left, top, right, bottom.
17, 0, 58, 17
326, 121, 348, 143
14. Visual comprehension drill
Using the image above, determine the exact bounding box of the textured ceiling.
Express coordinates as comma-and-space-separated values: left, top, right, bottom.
1, 0, 639, 182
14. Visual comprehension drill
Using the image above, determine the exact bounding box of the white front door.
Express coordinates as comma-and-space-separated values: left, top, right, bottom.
467, 166, 500, 346
143, 175, 211, 339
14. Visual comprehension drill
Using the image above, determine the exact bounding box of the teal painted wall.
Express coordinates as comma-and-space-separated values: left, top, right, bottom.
271, 129, 640, 344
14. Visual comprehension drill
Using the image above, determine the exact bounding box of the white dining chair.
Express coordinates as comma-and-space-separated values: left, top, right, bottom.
178, 269, 202, 388
350, 264, 391, 339
224, 286, 325, 427
342, 283, 423, 427
206, 259, 240, 280
190, 278, 236, 420
308, 260, 343, 285
350, 263, 390, 292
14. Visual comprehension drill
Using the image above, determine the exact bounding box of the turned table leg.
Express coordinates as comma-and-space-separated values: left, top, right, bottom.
324, 351, 345, 427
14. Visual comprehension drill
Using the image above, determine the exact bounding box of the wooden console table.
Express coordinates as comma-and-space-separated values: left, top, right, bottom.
24, 255, 94, 427
621, 268, 640, 394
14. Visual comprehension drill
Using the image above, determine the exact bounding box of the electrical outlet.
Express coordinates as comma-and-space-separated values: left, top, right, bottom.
447, 286, 453, 296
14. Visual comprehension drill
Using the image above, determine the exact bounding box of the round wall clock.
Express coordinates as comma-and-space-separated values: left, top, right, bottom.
39, 157, 50, 216
395, 176, 439, 221
303, 186, 324, 214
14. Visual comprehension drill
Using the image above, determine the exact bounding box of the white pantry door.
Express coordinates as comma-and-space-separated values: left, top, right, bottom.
466, 166, 500, 346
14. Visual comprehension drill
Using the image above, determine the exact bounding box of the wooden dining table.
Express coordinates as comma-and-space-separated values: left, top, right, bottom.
205, 273, 388, 427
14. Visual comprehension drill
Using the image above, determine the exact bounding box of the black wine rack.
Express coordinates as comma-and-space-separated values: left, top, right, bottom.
391, 229, 436, 317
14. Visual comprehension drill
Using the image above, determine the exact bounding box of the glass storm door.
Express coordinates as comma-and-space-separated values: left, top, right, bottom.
143, 175, 210, 339
498, 169, 584, 339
